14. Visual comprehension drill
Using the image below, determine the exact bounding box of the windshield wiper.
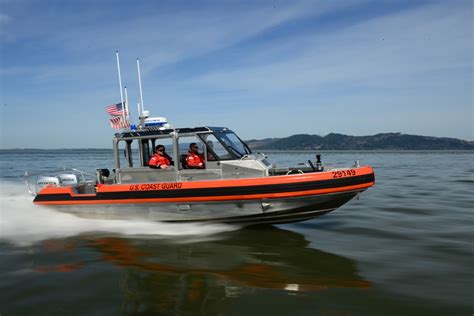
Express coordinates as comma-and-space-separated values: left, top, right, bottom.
226, 144, 243, 158
243, 142, 251, 155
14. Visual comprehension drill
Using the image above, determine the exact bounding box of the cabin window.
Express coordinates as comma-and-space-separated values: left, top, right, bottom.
214, 131, 251, 157
117, 140, 140, 168
201, 134, 232, 161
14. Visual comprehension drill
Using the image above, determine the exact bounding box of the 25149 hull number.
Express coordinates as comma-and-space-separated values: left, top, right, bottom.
332, 169, 356, 178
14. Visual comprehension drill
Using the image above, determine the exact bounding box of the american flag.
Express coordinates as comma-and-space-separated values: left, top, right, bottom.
109, 116, 130, 129
105, 102, 128, 116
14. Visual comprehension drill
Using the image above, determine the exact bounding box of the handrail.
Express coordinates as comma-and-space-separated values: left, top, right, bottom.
21, 167, 95, 179
21, 167, 96, 196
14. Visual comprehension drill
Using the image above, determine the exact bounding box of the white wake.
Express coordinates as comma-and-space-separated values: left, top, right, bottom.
0, 181, 237, 246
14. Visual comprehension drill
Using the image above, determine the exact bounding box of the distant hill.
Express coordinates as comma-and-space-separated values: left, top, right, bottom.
246, 133, 474, 150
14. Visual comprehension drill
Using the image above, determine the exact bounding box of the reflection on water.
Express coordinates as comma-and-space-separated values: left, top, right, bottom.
13, 227, 370, 315
2, 150, 473, 315
93, 227, 370, 295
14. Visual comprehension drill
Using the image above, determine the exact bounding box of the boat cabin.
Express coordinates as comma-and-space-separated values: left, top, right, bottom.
112, 126, 273, 184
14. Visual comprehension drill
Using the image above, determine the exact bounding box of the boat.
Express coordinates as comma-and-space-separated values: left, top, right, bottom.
24, 53, 375, 225
26, 124, 374, 225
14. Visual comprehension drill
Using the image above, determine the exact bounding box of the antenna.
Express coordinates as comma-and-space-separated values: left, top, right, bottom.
136, 58, 145, 116
137, 102, 141, 121
124, 86, 130, 122
115, 51, 126, 123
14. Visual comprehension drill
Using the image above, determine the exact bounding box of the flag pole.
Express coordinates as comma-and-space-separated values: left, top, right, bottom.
115, 51, 125, 123
136, 58, 145, 116
124, 86, 130, 122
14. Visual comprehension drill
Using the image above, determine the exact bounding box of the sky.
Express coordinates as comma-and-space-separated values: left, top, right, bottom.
0, 0, 472, 148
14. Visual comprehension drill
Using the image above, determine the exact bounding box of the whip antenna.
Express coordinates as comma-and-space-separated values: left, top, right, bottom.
137, 58, 145, 116
115, 51, 126, 123
124, 86, 130, 122
136, 58, 149, 127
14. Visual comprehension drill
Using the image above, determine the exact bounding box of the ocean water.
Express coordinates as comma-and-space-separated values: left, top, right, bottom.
0, 150, 473, 315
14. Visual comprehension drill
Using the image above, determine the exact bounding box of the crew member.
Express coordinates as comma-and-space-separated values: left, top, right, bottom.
148, 145, 171, 169
206, 140, 217, 161
185, 143, 205, 169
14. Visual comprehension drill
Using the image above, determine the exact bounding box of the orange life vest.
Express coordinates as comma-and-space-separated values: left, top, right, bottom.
186, 152, 205, 169
148, 153, 170, 168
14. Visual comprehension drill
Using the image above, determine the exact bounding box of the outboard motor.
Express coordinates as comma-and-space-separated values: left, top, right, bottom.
35, 176, 60, 193
57, 174, 78, 186
96, 168, 110, 184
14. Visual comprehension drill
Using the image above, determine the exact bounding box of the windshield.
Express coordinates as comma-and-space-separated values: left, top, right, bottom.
214, 131, 251, 158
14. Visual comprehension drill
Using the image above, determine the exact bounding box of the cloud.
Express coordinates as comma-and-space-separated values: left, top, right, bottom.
0, 1, 355, 76
188, 2, 472, 93
0, 1, 472, 148
0, 13, 12, 24
0, 13, 13, 38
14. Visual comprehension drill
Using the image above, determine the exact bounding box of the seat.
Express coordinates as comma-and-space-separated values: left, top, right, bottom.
180, 154, 189, 169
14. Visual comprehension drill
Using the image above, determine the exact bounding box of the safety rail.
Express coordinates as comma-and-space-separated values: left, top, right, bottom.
22, 167, 96, 196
